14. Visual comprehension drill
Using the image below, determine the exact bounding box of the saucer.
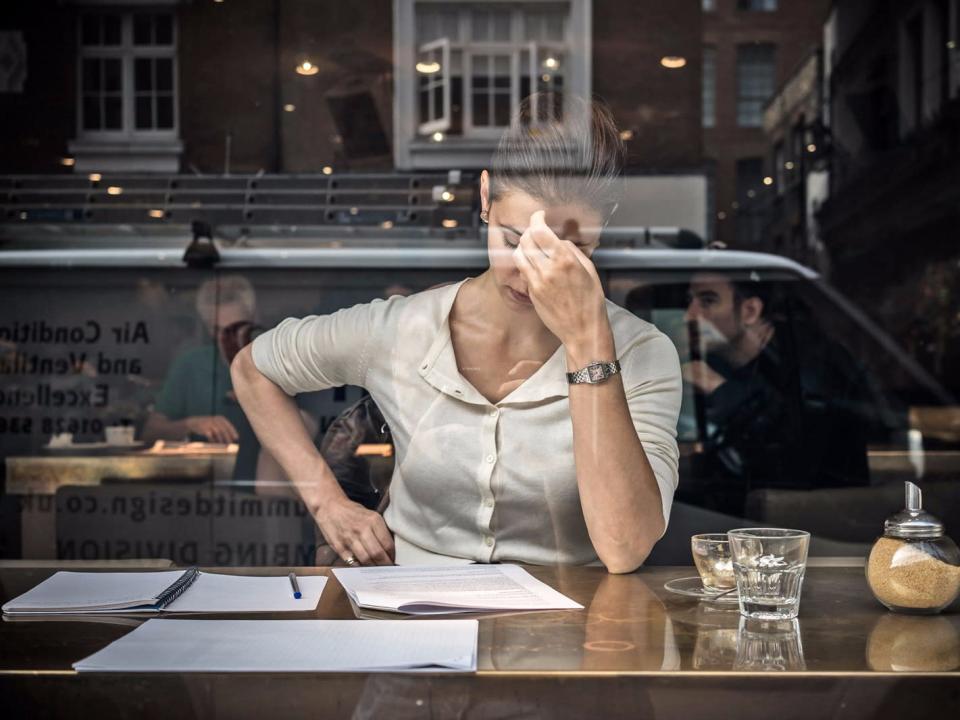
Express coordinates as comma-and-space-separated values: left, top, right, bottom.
664, 576, 739, 604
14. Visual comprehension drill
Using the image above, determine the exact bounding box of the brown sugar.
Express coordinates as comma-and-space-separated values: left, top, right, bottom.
867, 537, 960, 611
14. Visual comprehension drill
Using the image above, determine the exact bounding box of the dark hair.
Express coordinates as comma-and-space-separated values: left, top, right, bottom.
731, 279, 784, 322
488, 94, 625, 222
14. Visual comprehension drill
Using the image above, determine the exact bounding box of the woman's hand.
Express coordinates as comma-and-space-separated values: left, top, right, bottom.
512, 210, 610, 351
315, 495, 395, 566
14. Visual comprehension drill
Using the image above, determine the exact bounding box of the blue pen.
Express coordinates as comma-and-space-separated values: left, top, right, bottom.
288, 572, 302, 599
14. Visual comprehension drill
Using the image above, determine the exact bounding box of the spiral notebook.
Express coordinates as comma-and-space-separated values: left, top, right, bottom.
1, 569, 327, 616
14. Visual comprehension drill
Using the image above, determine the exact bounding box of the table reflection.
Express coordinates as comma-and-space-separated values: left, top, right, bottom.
867, 614, 960, 672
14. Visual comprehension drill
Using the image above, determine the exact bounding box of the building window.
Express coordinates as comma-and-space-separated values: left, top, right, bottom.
737, 0, 778, 11
394, 1, 591, 169
702, 46, 716, 128
736, 43, 776, 127
78, 11, 177, 137
415, 3, 567, 138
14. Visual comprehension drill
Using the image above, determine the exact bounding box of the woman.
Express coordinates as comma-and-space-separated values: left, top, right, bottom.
231, 96, 681, 573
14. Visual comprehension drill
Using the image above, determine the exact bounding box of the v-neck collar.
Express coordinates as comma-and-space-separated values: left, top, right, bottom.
417, 279, 570, 406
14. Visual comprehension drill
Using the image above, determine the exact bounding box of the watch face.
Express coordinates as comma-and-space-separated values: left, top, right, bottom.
587, 363, 605, 382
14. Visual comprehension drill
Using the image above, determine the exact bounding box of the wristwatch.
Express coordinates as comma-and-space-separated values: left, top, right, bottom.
566, 360, 621, 385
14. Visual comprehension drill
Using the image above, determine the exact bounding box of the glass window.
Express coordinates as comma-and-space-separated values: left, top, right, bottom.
611, 268, 957, 564
0, 266, 465, 564
736, 43, 776, 127
414, 3, 569, 139
702, 46, 716, 128
78, 12, 177, 136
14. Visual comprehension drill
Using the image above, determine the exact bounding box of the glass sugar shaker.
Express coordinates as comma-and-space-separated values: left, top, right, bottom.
865, 481, 960, 615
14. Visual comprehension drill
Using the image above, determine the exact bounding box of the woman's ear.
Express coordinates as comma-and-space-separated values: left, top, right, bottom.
480, 169, 490, 214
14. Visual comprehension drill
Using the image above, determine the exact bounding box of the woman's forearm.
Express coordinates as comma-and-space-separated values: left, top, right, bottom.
230, 345, 346, 514
565, 326, 665, 574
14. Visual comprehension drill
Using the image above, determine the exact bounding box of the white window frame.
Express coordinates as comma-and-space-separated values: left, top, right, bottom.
394, 0, 592, 170
417, 37, 452, 134
75, 10, 179, 142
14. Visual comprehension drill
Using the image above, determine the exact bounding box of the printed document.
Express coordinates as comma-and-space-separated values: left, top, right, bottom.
332, 564, 583, 615
73, 619, 478, 673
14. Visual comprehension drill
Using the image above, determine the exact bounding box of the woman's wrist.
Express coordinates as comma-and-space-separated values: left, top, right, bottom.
564, 321, 616, 369
294, 456, 348, 516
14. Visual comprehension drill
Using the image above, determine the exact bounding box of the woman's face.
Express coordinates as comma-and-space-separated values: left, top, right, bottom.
480, 171, 605, 311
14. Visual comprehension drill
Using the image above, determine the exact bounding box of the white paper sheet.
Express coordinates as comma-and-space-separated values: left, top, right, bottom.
73, 619, 478, 673
165, 573, 327, 613
332, 564, 583, 615
2, 571, 328, 615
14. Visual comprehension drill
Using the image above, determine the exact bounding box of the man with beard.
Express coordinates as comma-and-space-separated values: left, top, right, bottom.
682, 272, 872, 517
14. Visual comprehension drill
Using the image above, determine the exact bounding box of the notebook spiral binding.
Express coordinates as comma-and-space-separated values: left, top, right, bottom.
156, 567, 200, 610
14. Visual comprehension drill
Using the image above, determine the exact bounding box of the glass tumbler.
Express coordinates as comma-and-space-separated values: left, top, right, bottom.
728, 528, 810, 620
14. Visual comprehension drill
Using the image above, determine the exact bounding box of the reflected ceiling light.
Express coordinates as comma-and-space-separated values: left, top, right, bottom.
89, 173, 102, 182
746, 189, 756, 198
717, 211, 727, 220
380, 220, 394, 229
283, 103, 296, 112
322, 165, 333, 175
806, 143, 817, 153
148, 209, 165, 219
731, 201, 740, 209
762, 176, 774, 185
541, 73, 551, 82
660, 56, 687, 69
431, 131, 445, 142
60, 157, 75, 167
619, 129, 634, 141
349, 207, 359, 215
543, 57, 559, 70
416, 61, 441, 74
784, 160, 795, 170
296, 60, 318, 76
440, 190, 455, 202
948, 40, 957, 49
441, 218, 458, 228
106, 186, 123, 195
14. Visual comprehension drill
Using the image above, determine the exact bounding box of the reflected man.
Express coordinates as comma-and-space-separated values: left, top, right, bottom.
682, 272, 871, 516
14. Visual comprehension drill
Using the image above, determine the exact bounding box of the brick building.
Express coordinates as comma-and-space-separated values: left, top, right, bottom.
701, 0, 829, 246
0, 0, 709, 236
818, 0, 960, 392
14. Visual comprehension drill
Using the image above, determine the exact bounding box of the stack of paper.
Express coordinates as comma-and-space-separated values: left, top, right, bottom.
332, 564, 583, 616
73, 619, 478, 673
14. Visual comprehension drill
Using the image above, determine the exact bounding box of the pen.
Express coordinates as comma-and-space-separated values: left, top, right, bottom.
288, 572, 302, 599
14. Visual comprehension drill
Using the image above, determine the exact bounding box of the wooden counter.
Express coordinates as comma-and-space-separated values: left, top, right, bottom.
1, 564, 958, 718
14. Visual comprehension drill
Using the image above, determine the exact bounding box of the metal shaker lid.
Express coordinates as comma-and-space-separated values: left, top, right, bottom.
884, 481, 944, 539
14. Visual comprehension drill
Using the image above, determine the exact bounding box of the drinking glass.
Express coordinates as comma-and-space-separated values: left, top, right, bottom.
727, 528, 810, 620
691, 533, 736, 593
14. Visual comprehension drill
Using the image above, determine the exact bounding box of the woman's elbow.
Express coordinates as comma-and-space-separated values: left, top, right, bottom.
230, 345, 256, 386
603, 546, 650, 575
600, 525, 664, 575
